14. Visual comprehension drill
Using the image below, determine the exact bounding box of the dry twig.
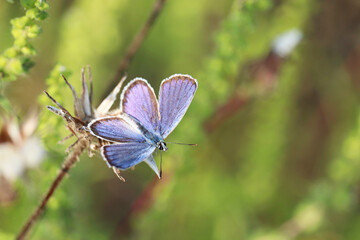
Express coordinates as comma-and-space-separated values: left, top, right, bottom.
103, 0, 167, 97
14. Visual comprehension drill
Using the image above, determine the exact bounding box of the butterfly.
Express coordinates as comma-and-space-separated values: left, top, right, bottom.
88, 74, 198, 178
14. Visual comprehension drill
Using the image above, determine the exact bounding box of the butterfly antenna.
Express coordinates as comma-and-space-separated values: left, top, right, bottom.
166, 142, 198, 146
43, 91, 71, 116
160, 151, 163, 179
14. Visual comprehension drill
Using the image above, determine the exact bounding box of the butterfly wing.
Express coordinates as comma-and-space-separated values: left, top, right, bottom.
102, 142, 156, 170
89, 114, 159, 176
143, 155, 160, 178
158, 74, 198, 138
88, 113, 146, 143
121, 78, 160, 134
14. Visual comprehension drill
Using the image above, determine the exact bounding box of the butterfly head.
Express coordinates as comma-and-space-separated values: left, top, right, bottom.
157, 141, 168, 151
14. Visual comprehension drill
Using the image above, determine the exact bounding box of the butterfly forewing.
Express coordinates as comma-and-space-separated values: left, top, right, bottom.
89, 113, 145, 143
121, 78, 160, 134
102, 143, 156, 170
159, 74, 198, 138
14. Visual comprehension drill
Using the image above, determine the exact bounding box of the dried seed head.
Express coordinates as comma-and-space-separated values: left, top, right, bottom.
44, 66, 126, 157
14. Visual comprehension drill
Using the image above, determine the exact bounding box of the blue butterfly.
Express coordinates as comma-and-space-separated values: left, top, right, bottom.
88, 74, 198, 178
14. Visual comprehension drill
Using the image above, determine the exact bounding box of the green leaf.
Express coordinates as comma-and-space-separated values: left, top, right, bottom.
6, 59, 24, 75
21, 0, 36, 9
3, 48, 19, 58
35, 0, 49, 11
11, 16, 30, 29
22, 58, 35, 70
0, 95, 13, 114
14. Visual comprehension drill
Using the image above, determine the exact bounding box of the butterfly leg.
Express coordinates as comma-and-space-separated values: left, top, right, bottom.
65, 138, 80, 153
85, 136, 95, 157
87, 144, 94, 157
112, 167, 126, 182
58, 133, 74, 144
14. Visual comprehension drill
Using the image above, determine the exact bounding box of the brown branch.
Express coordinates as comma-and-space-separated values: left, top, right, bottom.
16, 140, 87, 240
103, 0, 167, 97
204, 52, 283, 134
204, 94, 249, 133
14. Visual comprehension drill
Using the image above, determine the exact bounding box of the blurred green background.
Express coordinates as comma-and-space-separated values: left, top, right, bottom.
2, 0, 360, 239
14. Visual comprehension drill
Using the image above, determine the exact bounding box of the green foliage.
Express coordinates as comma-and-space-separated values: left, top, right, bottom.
0, 0, 49, 82
0, 94, 14, 115
38, 64, 71, 152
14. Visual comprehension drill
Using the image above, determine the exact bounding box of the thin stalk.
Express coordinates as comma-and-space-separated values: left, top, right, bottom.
103, 0, 167, 98
16, 140, 87, 240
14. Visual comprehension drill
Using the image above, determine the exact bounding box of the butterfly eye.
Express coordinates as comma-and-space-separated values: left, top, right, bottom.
158, 142, 167, 151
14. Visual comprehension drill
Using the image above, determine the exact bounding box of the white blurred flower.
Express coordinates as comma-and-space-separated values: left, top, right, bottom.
0, 143, 23, 181
0, 113, 45, 182
272, 29, 303, 58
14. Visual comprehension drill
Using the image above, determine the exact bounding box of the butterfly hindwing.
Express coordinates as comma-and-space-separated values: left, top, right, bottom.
144, 155, 160, 178
158, 74, 198, 138
102, 142, 156, 170
121, 78, 160, 134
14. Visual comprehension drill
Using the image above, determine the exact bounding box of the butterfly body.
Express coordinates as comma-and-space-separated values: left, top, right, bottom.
121, 113, 168, 152
89, 74, 197, 178
130, 114, 164, 148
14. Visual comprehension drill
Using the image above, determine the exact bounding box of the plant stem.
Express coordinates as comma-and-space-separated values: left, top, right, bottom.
103, 0, 167, 98
16, 140, 87, 240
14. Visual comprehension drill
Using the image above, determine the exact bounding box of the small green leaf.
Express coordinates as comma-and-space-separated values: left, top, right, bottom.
22, 58, 35, 70
11, 28, 24, 39
21, 45, 37, 56
36, 11, 48, 20
27, 24, 42, 38
26, 8, 48, 20
0, 56, 7, 68
14, 36, 27, 47
0, 95, 14, 114
11, 16, 30, 28
6, 59, 24, 75
35, 0, 49, 11
26, 8, 40, 19
21, 0, 36, 9
4, 48, 19, 58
